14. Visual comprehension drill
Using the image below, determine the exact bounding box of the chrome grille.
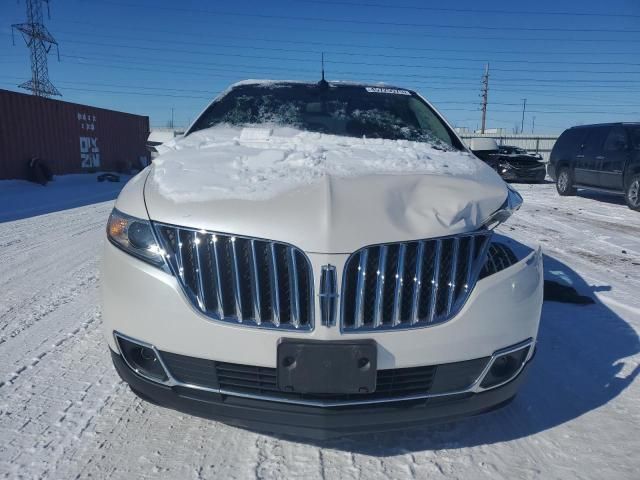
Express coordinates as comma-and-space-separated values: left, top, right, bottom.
155, 225, 314, 330
341, 231, 492, 331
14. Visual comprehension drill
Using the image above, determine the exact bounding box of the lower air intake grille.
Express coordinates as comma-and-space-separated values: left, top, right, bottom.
157, 350, 491, 406
341, 232, 493, 331
155, 225, 314, 330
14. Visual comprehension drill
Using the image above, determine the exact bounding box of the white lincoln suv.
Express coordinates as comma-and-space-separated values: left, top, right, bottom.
102, 80, 543, 439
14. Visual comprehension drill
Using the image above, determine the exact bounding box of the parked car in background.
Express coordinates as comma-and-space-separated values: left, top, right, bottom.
549, 123, 640, 211
473, 143, 546, 182
102, 80, 543, 439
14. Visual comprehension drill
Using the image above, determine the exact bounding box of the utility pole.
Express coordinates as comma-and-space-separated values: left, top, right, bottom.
520, 98, 527, 134
532, 115, 536, 134
11, 0, 61, 97
171, 108, 174, 129
480, 63, 489, 134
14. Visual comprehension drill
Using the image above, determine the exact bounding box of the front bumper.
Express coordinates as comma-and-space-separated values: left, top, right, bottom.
101, 242, 543, 370
498, 165, 546, 182
111, 347, 532, 439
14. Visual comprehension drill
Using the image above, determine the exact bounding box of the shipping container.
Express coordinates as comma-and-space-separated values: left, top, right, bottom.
0, 89, 150, 180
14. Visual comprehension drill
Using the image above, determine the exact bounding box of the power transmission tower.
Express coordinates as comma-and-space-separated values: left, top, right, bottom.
480, 63, 489, 134
11, 0, 61, 97
520, 98, 527, 134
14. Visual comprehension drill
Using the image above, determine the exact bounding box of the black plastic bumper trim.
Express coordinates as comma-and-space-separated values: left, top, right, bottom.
111, 349, 531, 440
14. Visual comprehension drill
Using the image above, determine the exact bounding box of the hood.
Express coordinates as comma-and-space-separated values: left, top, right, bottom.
145, 125, 507, 253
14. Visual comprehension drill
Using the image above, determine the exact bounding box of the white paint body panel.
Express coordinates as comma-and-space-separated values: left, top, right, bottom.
104, 81, 542, 371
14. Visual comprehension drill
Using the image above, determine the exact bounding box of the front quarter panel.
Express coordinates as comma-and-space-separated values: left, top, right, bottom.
113, 167, 152, 218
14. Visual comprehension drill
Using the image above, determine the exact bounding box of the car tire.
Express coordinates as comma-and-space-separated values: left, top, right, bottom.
626, 174, 640, 211
556, 167, 576, 196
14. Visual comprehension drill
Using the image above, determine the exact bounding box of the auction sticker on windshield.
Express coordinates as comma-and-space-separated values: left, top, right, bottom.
365, 87, 412, 95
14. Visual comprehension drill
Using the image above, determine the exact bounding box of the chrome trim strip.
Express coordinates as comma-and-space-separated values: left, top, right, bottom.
446, 237, 460, 315
249, 240, 262, 325
427, 239, 443, 323
410, 242, 424, 325
210, 236, 225, 319
464, 235, 475, 294
269, 243, 281, 327
174, 227, 185, 281
193, 231, 207, 311
113, 331, 177, 386
113, 331, 534, 408
288, 246, 301, 328
354, 250, 369, 329
471, 338, 534, 393
392, 243, 406, 326
373, 246, 388, 328
229, 237, 243, 322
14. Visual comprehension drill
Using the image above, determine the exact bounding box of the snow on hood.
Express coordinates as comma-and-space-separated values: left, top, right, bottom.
145, 125, 508, 252
152, 125, 490, 202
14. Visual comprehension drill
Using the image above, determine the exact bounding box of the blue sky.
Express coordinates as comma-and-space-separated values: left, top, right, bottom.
1, 0, 639, 133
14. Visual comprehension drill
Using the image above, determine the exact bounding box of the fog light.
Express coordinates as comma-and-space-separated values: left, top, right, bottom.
116, 334, 168, 382
480, 345, 530, 389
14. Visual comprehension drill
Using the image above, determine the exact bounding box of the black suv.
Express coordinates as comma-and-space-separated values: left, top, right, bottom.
548, 123, 640, 210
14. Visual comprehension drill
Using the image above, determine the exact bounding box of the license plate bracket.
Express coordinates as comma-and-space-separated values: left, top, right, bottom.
277, 339, 377, 394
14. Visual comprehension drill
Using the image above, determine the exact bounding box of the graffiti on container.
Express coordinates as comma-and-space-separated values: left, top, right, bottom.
80, 137, 100, 168
78, 112, 100, 168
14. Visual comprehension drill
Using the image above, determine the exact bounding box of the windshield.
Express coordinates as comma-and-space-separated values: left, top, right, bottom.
189, 83, 462, 150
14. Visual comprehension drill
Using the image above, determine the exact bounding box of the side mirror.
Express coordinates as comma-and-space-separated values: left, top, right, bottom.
469, 137, 499, 153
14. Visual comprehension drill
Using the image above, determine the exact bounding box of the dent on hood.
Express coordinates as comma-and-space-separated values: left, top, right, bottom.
144, 125, 507, 251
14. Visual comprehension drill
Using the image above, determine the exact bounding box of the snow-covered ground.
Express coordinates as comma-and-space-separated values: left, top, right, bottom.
0, 174, 130, 223
0, 178, 638, 479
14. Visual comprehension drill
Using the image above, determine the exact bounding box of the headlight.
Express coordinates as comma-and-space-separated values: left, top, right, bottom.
483, 185, 523, 230
107, 208, 166, 268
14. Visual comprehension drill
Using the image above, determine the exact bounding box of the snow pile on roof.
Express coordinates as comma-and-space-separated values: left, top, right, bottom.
151, 125, 488, 202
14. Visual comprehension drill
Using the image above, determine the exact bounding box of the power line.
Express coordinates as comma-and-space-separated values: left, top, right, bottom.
47, 28, 640, 69
48, 21, 640, 57
52, 37, 640, 81
37, 51, 640, 90
94, 2, 640, 35
293, 0, 640, 19
1, 75, 637, 116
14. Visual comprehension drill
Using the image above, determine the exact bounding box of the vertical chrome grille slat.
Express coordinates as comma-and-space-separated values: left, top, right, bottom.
155, 225, 313, 330
392, 243, 407, 326
465, 235, 475, 294
174, 227, 185, 281
287, 247, 301, 328
249, 240, 262, 325
427, 239, 443, 323
269, 243, 281, 327
410, 242, 425, 325
229, 238, 243, 322
373, 246, 388, 328
354, 250, 369, 329
192, 232, 207, 311
210, 235, 225, 319
446, 237, 460, 315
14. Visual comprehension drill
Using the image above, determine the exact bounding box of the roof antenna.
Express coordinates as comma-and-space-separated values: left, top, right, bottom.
318, 52, 329, 89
